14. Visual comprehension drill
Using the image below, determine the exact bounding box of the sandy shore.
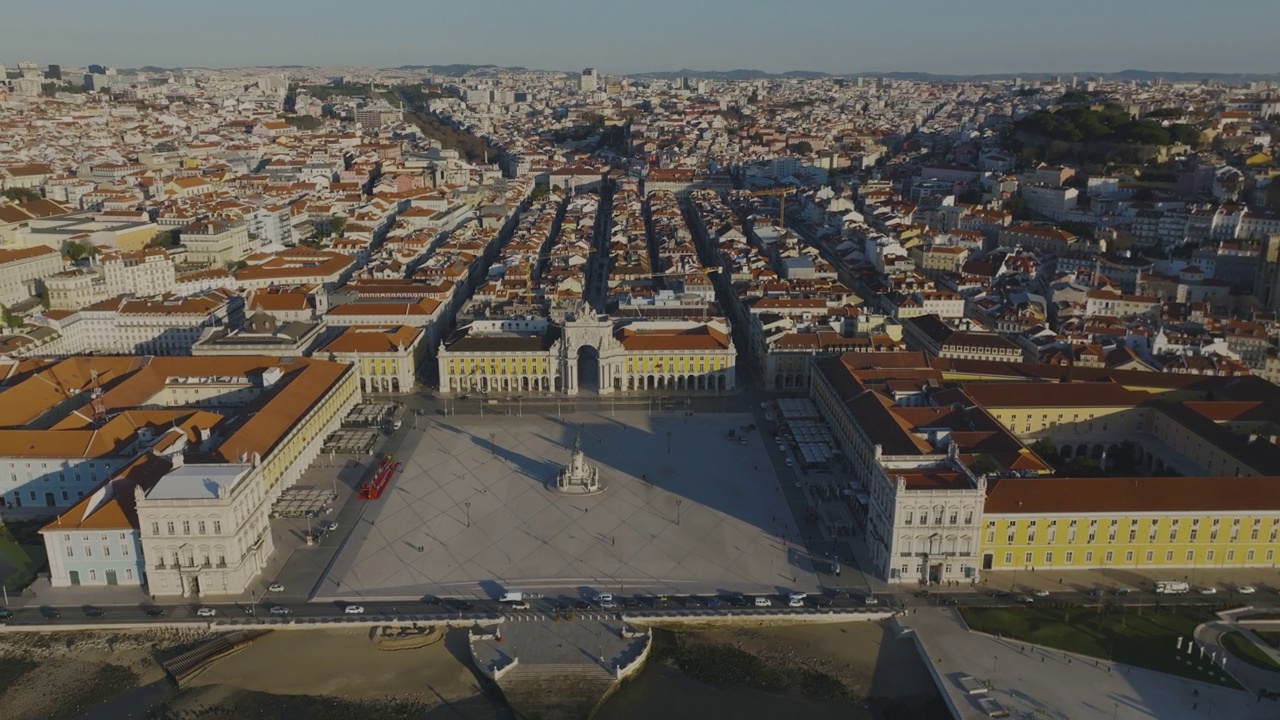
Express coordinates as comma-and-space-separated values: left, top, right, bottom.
0, 626, 506, 720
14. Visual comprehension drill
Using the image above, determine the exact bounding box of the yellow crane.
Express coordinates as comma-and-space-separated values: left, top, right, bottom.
737, 187, 796, 227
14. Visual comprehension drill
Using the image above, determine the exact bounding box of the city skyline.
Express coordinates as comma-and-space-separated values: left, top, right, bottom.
6, 0, 1279, 75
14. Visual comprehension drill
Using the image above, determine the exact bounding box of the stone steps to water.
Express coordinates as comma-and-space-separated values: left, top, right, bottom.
499, 662, 618, 720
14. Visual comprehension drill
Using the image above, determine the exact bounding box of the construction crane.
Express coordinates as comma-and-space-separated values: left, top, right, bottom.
738, 187, 796, 228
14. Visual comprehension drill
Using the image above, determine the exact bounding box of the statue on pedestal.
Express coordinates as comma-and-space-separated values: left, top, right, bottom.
555, 434, 601, 494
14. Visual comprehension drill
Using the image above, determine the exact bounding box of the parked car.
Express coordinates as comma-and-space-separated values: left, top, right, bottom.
269, 605, 291, 616
598, 600, 617, 609
784, 458, 794, 468
84, 606, 106, 618
809, 596, 834, 607
1237, 585, 1257, 595
1032, 589, 1050, 597
1086, 588, 1105, 597
592, 593, 614, 604
1014, 595, 1034, 604
861, 595, 879, 606
574, 600, 591, 610
706, 598, 723, 609
42, 608, 62, 620
0, 608, 13, 621
451, 600, 475, 612
344, 604, 365, 614
1198, 587, 1218, 595
268, 583, 285, 593
322, 521, 338, 531
622, 598, 641, 609
196, 607, 218, 617
506, 601, 531, 610
939, 595, 959, 606
144, 607, 165, 617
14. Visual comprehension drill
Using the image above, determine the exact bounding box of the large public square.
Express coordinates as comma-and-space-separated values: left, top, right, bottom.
317, 410, 825, 602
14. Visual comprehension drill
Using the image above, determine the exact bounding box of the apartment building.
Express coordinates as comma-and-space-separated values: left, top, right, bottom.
0, 244, 62, 306
77, 289, 244, 356
102, 248, 176, 298
182, 219, 253, 267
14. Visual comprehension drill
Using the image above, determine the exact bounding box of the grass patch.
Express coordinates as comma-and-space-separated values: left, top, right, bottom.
1221, 632, 1280, 672
1255, 631, 1280, 649
0, 518, 51, 592
959, 604, 1240, 687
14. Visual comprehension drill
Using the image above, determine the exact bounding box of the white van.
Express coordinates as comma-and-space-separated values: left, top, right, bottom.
500, 590, 524, 603
754, 596, 773, 607
593, 592, 613, 604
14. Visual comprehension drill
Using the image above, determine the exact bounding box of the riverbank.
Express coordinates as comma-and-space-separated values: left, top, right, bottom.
0, 627, 508, 720
599, 620, 946, 720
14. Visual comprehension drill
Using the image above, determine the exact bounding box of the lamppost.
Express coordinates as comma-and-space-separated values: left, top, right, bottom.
490, 432, 496, 455
465, 501, 471, 528
666, 430, 673, 455
676, 499, 683, 526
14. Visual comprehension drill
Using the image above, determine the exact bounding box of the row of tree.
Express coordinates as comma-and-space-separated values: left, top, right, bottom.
1015, 104, 1201, 147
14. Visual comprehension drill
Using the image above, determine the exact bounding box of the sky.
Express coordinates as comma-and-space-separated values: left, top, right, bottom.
5, 0, 1279, 75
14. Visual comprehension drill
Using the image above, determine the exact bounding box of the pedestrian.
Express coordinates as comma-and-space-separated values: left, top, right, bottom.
1068, 658, 1072, 666
1041, 656, 1045, 663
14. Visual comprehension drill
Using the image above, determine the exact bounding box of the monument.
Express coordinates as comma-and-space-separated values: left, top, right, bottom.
555, 435, 602, 494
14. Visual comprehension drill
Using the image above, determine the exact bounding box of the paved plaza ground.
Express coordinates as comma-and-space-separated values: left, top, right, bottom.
319, 411, 822, 602
904, 607, 1275, 720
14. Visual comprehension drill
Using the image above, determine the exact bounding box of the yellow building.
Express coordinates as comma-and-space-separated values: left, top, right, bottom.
320, 324, 425, 394
982, 475, 1280, 573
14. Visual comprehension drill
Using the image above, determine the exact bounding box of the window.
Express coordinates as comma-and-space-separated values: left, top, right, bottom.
125, 569, 133, 580
182, 521, 190, 535
949, 511, 958, 525
166, 522, 174, 535
1166, 551, 1174, 561
213, 521, 221, 534
65, 546, 74, 558
1085, 551, 1094, 563
1189, 529, 1198, 542
1186, 550, 1195, 562
964, 511, 973, 525
1145, 550, 1153, 562
1004, 552, 1013, 564
83, 546, 92, 557
1226, 550, 1235, 562
1128, 530, 1136, 542
904, 510, 913, 525
103, 546, 110, 557
1124, 551, 1133, 562
1045, 551, 1053, 563
89, 570, 96, 581
1269, 550, 1275, 562
198, 521, 206, 535
1104, 551, 1113, 563
987, 530, 994, 543
1024, 552, 1032, 564
1247, 550, 1255, 561
1065, 551, 1074, 563
1206, 550, 1215, 562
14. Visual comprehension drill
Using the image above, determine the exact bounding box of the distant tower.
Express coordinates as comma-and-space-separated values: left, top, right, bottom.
580, 68, 598, 93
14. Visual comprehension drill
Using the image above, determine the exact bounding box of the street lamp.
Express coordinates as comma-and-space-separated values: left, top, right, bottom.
666, 430, 672, 455
676, 499, 682, 526
465, 501, 471, 528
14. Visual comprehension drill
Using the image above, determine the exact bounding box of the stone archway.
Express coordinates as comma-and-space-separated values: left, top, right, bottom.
576, 345, 600, 394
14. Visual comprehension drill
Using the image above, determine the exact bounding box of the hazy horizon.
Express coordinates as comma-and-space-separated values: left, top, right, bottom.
5, 0, 1278, 76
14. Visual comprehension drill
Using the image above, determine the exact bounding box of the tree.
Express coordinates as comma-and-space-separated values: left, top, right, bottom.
329, 216, 348, 237
149, 229, 180, 249
0, 305, 23, 329
791, 141, 813, 155
2, 188, 40, 203
63, 240, 87, 262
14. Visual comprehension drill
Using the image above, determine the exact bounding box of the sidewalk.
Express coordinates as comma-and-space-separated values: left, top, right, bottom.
901, 606, 1272, 719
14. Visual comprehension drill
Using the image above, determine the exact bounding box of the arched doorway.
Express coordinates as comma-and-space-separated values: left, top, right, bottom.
576, 346, 600, 394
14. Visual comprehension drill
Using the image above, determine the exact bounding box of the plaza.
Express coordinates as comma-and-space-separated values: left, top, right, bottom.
318, 410, 823, 601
